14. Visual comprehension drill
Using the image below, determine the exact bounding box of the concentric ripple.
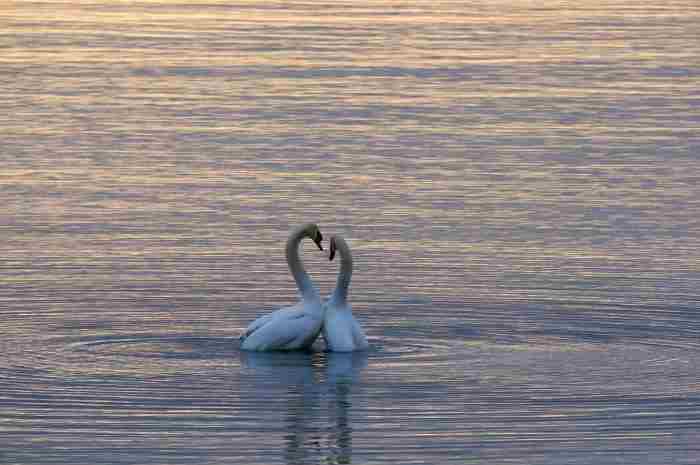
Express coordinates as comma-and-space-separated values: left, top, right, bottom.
66, 334, 240, 359
1, 302, 700, 465
3, 0, 700, 463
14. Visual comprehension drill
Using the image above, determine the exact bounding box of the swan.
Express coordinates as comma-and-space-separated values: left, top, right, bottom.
240, 223, 325, 351
322, 235, 369, 352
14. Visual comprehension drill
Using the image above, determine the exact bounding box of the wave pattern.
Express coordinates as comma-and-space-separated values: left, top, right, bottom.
2, 0, 700, 464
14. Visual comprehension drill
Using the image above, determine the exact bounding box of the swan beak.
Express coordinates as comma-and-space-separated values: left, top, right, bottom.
329, 237, 336, 261
314, 231, 324, 251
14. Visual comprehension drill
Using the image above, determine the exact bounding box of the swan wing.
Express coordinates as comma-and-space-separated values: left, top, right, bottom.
323, 308, 352, 351
351, 315, 369, 349
323, 303, 368, 352
240, 307, 296, 340
241, 305, 322, 351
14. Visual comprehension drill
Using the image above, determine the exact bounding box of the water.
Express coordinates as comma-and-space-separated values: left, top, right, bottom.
2, 1, 700, 463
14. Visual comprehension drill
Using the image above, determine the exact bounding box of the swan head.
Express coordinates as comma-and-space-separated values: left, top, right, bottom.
305, 223, 324, 251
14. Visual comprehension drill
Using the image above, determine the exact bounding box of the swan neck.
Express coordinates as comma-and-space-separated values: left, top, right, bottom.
332, 238, 353, 304
286, 226, 317, 299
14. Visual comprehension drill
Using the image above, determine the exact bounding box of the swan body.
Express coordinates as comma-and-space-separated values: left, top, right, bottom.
322, 236, 369, 352
240, 223, 325, 351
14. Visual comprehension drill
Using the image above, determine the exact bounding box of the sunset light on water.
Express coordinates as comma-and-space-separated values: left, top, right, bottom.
1, 1, 699, 463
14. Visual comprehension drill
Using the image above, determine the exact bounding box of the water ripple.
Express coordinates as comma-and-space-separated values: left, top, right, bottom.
3, 0, 700, 463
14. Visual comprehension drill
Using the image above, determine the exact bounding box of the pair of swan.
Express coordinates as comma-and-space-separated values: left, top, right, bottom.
240, 223, 368, 352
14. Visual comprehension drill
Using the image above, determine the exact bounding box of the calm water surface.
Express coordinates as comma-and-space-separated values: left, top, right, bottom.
2, 1, 700, 463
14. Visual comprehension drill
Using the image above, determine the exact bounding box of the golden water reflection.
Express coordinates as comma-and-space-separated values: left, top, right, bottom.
1, 0, 699, 464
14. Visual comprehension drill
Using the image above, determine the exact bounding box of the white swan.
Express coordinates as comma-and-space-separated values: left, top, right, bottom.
240, 223, 325, 351
322, 235, 369, 352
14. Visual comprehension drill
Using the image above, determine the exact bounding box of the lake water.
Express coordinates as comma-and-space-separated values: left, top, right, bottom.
2, 1, 700, 463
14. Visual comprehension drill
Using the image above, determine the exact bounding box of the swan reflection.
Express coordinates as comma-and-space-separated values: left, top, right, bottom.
240, 350, 367, 464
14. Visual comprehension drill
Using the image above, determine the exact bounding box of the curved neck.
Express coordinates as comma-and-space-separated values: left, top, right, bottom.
286, 225, 317, 300
332, 238, 353, 304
